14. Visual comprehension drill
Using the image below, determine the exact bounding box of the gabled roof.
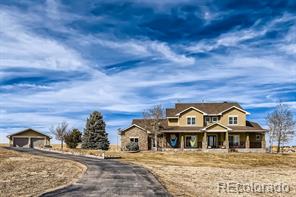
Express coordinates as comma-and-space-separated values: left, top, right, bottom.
120, 124, 151, 134
120, 119, 168, 135
166, 102, 247, 117
202, 122, 232, 131
218, 106, 250, 115
175, 107, 207, 116
7, 128, 52, 138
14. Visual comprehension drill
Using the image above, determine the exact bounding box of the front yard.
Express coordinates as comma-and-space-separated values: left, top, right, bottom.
0, 147, 85, 197
120, 151, 296, 197
26, 144, 296, 196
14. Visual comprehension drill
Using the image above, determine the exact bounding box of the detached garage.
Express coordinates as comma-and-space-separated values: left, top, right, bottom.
7, 128, 51, 148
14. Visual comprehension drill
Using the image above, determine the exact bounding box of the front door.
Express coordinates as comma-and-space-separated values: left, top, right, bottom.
208, 135, 217, 148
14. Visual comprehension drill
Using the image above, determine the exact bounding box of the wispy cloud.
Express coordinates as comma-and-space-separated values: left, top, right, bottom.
0, 0, 295, 144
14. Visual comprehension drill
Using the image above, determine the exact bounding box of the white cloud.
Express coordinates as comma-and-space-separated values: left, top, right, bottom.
0, 10, 88, 71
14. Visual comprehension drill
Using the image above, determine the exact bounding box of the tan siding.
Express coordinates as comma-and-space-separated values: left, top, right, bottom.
121, 126, 148, 151
179, 109, 204, 127
206, 124, 227, 131
168, 118, 179, 126
220, 108, 246, 126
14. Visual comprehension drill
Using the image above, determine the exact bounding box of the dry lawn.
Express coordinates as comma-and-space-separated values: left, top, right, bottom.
120, 152, 296, 197
0, 147, 85, 197
48, 145, 296, 196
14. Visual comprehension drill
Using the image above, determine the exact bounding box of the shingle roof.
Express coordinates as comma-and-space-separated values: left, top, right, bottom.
130, 119, 265, 133
228, 121, 266, 132
166, 102, 244, 117
132, 119, 168, 131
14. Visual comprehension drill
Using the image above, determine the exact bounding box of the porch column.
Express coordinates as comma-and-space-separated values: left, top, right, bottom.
180, 134, 184, 150
225, 131, 229, 149
202, 132, 207, 150
163, 134, 167, 149
246, 133, 250, 149
28, 137, 31, 148
261, 133, 266, 150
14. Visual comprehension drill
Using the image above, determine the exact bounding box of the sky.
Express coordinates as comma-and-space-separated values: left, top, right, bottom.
0, 0, 296, 145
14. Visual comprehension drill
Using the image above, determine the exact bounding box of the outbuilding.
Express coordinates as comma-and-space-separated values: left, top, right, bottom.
7, 128, 51, 148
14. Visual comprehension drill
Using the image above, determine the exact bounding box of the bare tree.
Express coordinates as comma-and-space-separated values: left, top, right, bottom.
143, 105, 165, 151
266, 103, 295, 153
50, 121, 69, 151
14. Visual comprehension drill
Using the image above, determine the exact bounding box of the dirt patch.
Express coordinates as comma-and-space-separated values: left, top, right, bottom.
0, 148, 85, 197
120, 152, 296, 197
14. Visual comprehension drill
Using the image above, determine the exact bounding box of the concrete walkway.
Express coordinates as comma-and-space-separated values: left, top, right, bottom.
12, 148, 170, 197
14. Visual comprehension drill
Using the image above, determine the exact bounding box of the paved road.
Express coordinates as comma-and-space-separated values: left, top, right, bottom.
11, 148, 170, 197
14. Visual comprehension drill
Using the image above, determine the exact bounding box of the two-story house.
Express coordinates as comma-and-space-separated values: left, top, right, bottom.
120, 102, 266, 152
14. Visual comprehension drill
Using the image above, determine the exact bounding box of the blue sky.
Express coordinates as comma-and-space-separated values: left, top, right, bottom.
0, 0, 296, 145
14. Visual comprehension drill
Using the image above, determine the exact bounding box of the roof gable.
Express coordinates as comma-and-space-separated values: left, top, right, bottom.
7, 128, 51, 138
202, 123, 232, 131
176, 107, 207, 116
120, 124, 151, 134
218, 106, 250, 115
166, 102, 246, 117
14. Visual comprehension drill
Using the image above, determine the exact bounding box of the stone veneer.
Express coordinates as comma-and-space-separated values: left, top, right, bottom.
121, 126, 148, 151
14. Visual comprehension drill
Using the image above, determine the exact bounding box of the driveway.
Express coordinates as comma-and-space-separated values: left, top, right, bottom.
12, 148, 170, 197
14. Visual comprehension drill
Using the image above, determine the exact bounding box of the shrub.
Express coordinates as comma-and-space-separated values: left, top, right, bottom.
126, 142, 139, 151
65, 129, 82, 149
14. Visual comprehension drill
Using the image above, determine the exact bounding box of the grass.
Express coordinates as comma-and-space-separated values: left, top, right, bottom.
0, 147, 85, 197
119, 151, 296, 197
44, 145, 296, 196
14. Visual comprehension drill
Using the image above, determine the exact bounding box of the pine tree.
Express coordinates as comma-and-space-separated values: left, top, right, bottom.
81, 111, 110, 150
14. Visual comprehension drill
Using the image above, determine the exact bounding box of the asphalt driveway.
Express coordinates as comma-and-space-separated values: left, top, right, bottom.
12, 148, 170, 197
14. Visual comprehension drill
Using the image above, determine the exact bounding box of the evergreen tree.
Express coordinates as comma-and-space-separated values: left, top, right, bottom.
81, 111, 110, 150
65, 128, 82, 149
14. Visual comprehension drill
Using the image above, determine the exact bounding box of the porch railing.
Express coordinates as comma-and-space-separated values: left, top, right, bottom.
250, 142, 262, 148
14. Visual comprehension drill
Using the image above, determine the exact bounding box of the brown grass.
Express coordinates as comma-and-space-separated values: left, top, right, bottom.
119, 152, 296, 197
47, 145, 296, 196
0, 147, 85, 197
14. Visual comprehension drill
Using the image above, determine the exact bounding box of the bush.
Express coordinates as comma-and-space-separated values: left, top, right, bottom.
126, 142, 139, 151
65, 129, 82, 149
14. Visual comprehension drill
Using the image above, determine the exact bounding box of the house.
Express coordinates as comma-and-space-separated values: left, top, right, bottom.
120, 102, 266, 152
7, 128, 51, 148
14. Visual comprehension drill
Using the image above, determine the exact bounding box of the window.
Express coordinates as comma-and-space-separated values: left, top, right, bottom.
229, 135, 240, 147
256, 135, 261, 141
185, 135, 197, 148
212, 117, 218, 123
130, 137, 139, 143
187, 117, 196, 125
228, 116, 238, 125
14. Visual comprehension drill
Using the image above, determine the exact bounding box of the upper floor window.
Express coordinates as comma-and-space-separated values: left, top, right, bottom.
212, 117, 218, 123
228, 116, 238, 125
187, 116, 196, 125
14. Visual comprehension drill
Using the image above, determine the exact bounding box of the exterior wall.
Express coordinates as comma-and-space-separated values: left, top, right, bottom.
220, 108, 246, 126
9, 129, 51, 148
121, 126, 148, 151
167, 118, 179, 126
179, 109, 204, 127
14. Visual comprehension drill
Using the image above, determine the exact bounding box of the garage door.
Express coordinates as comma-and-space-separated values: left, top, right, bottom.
31, 138, 45, 148
13, 138, 29, 147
